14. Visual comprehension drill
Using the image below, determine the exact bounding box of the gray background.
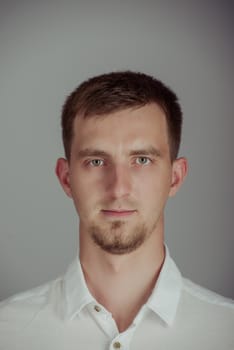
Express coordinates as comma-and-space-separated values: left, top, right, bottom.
0, 0, 233, 301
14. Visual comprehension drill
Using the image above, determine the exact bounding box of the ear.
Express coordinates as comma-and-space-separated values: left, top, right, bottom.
55, 158, 73, 198
169, 157, 188, 197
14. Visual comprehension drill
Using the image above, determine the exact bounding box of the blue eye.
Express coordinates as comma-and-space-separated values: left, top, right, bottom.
90, 159, 104, 167
136, 157, 151, 165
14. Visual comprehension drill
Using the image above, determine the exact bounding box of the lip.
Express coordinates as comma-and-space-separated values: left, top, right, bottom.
101, 209, 136, 217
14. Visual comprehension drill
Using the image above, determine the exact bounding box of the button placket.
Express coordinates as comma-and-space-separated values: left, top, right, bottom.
113, 341, 122, 349
110, 324, 135, 350
89, 303, 118, 338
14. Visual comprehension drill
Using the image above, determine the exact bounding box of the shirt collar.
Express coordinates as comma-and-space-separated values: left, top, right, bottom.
145, 245, 182, 326
62, 245, 182, 325
63, 256, 94, 320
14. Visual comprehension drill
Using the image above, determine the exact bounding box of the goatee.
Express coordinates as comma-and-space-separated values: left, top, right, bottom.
89, 220, 153, 255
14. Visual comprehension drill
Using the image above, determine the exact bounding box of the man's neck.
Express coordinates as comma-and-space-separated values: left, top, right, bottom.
79, 230, 165, 333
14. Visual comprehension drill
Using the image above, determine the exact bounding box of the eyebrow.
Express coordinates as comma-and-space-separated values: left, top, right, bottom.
129, 147, 162, 158
77, 146, 162, 159
77, 149, 110, 158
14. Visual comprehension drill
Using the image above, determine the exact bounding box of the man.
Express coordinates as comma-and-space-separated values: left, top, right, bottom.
0, 71, 233, 349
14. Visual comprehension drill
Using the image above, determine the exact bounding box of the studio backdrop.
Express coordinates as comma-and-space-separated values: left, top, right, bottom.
0, 0, 233, 300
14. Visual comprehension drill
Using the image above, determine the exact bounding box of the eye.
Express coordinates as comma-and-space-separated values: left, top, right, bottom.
89, 159, 104, 167
135, 157, 151, 165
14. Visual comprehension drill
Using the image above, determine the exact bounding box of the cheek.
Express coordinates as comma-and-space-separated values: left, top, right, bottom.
70, 173, 101, 212
137, 171, 171, 203
69, 176, 88, 209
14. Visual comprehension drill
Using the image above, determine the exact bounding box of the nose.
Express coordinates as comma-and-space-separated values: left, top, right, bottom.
106, 163, 132, 199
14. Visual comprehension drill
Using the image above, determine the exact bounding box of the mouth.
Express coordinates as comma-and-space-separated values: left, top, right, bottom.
101, 209, 136, 218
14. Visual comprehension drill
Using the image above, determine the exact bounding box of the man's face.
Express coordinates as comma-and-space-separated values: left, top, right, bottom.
56, 103, 186, 255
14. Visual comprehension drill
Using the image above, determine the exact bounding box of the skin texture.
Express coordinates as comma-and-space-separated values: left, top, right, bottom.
56, 103, 188, 332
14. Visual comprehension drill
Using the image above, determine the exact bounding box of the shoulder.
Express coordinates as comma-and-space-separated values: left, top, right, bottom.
182, 277, 234, 309
0, 277, 63, 331
179, 277, 234, 328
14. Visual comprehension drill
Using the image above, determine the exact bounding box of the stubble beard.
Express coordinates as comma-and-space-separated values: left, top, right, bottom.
89, 219, 157, 255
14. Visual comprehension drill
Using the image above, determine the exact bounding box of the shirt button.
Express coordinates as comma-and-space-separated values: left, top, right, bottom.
113, 342, 121, 349
94, 305, 101, 312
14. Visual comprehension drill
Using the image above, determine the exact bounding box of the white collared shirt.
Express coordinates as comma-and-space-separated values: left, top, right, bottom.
0, 247, 233, 349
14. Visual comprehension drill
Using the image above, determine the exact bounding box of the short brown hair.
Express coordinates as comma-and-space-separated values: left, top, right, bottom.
61, 71, 182, 161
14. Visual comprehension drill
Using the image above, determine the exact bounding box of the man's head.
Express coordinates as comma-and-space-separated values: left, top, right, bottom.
61, 71, 183, 162
56, 71, 187, 255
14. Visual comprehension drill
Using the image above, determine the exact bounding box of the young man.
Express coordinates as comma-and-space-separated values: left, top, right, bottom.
0, 71, 233, 349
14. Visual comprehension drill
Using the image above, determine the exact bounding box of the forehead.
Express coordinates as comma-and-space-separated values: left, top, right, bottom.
72, 103, 169, 153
